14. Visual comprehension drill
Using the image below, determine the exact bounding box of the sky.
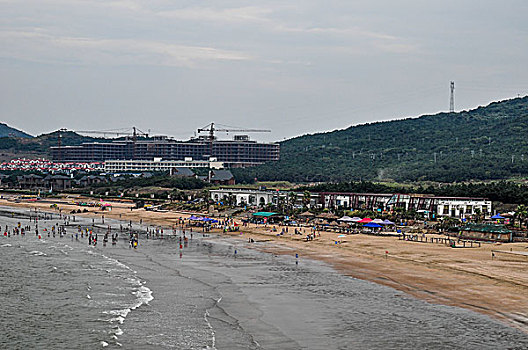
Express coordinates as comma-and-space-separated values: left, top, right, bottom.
1, 0, 527, 142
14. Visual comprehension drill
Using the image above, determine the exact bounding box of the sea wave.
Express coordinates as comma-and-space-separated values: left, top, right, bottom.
204, 296, 222, 350
104, 282, 153, 327
29, 250, 46, 256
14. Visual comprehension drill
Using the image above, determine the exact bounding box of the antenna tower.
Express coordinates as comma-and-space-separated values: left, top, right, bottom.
449, 81, 455, 113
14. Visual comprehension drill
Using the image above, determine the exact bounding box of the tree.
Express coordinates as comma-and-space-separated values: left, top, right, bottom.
516, 204, 528, 229
473, 208, 483, 223
303, 190, 311, 209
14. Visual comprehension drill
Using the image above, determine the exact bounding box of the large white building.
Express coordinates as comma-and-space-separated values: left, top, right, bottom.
210, 188, 493, 218
319, 192, 492, 218
104, 158, 224, 173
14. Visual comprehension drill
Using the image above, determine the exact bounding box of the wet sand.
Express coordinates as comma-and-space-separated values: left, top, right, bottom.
2, 195, 527, 332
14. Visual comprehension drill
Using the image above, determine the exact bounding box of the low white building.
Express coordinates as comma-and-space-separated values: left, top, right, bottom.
435, 197, 492, 218
104, 158, 224, 173
209, 188, 276, 207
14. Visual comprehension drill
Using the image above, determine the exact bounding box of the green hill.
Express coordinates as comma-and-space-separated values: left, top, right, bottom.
0, 130, 109, 156
0, 123, 32, 138
234, 96, 528, 183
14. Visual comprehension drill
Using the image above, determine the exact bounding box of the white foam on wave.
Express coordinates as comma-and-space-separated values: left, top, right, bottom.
132, 285, 154, 307
1, 243, 12, 247
104, 282, 153, 326
87, 294, 91, 299
100, 341, 109, 347
29, 250, 46, 256
104, 309, 129, 324
204, 296, 222, 350
126, 277, 142, 286
101, 254, 137, 274
87, 251, 153, 339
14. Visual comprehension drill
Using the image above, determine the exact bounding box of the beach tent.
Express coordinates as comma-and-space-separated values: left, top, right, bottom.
363, 222, 382, 228
358, 218, 373, 223
491, 214, 505, 219
350, 217, 362, 222
338, 216, 355, 222
188, 215, 201, 220
252, 212, 277, 217
372, 219, 384, 224
382, 219, 395, 225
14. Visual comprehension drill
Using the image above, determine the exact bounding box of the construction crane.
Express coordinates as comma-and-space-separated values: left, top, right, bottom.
197, 122, 271, 141
75, 127, 149, 140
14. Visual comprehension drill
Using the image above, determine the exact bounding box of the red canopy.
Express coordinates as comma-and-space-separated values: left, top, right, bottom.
358, 218, 373, 223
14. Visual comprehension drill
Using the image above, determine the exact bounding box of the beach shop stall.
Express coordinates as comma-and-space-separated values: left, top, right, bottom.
252, 212, 281, 224
456, 223, 513, 242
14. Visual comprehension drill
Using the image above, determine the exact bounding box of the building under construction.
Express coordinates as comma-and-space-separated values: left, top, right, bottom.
50, 124, 280, 167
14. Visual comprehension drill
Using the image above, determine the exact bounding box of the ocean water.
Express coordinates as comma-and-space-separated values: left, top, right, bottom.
0, 206, 527, 349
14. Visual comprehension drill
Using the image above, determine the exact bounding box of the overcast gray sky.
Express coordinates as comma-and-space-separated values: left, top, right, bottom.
1, 0, 527, 142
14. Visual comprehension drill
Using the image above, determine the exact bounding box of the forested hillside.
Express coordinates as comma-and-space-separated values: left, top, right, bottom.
0, 123, 32, 138
234, 96, 528, 183
0, 130, 113, 155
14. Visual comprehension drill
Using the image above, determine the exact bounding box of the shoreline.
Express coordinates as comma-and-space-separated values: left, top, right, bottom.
2, 195, 528, 333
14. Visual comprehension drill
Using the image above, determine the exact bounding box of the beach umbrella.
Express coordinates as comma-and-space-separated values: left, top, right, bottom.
491, 214, 505, 219
382, 219, 395, 225
358, 218, 373, 223
350, 217, 362, 222
363, 222, 382, 228
338, 215, 353, 222
372, 219, 384, 224
188, 215, 200, 220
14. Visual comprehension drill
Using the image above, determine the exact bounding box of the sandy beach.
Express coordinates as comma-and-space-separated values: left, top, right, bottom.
2, 194, 527, 333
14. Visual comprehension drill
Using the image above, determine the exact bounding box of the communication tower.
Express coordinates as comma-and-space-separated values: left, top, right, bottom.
449, 81, 455, 113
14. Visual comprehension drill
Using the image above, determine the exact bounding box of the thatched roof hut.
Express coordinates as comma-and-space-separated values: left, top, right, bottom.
316, 212, 339, 220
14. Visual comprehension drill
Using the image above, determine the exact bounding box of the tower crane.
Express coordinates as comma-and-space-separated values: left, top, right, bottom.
74, 127, 149, 140
197, 122, 271, 141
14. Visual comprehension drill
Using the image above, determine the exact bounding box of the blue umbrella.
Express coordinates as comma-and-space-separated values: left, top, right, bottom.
363, 222, 382, 228
491, 214, 505, 219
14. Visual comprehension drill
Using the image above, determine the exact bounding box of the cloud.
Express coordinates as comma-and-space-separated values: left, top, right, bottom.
273, 25, 397, 40
0, 30, 252, 67
156, 6, 273, 24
